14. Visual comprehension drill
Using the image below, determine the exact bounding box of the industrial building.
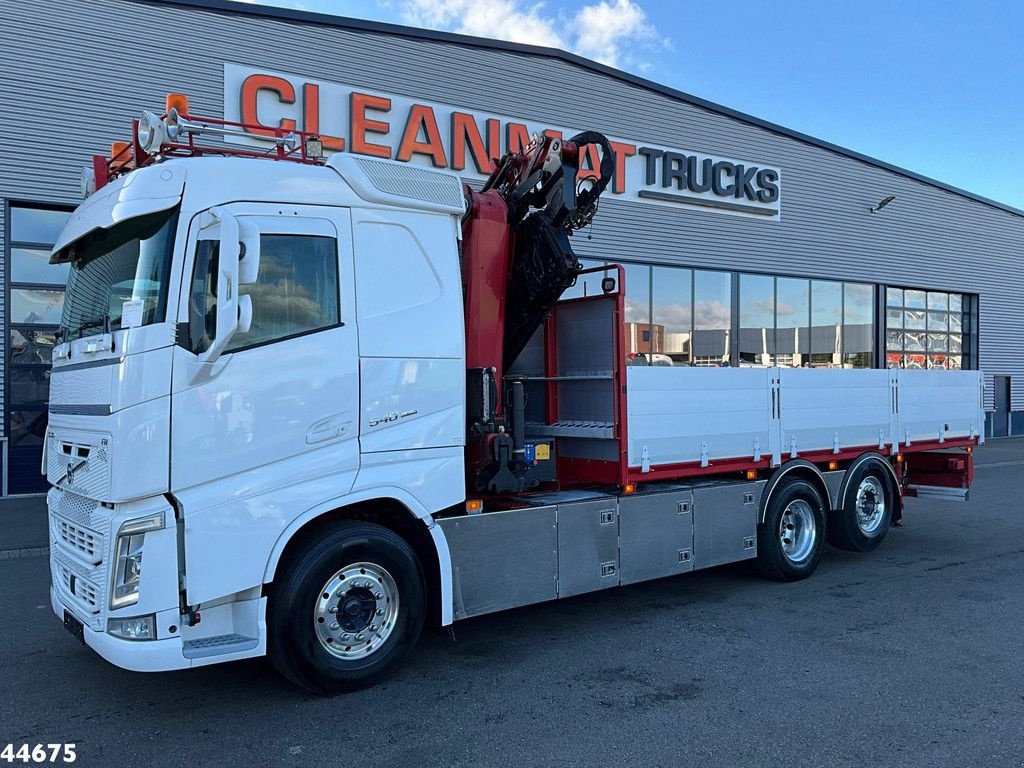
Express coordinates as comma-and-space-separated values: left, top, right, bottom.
1, 0, 1020, 493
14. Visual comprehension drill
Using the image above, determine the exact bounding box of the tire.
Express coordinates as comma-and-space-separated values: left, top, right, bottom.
828, 463, 895, 553
755, 478, 826, 582
268, 521, 425, 694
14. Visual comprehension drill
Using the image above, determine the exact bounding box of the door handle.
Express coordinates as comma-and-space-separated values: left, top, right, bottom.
306, 416, 352, 445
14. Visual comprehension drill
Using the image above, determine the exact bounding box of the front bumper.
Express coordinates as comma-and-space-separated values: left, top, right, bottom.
50, 586, 189, 671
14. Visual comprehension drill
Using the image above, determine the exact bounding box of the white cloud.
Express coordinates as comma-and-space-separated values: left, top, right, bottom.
401, 0, 566, 49
398, 0, 663, 69
575, 0, 659, 67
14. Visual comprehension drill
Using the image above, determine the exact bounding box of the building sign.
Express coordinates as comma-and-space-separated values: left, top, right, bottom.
224, 64, 782, 220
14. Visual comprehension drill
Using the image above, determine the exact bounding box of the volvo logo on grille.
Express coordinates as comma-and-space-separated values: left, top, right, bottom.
64, 459, 87, 486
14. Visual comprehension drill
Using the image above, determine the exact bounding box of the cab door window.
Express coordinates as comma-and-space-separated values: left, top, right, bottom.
190, 233, 340, 353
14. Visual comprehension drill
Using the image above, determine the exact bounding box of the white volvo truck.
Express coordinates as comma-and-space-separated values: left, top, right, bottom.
46, 96, 983, 692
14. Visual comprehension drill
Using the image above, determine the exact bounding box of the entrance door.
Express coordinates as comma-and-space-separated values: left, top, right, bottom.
170, 203, 360, 603
992, 376, 1010, 438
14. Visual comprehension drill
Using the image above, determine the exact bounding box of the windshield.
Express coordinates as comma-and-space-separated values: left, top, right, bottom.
60, 208, 179, 339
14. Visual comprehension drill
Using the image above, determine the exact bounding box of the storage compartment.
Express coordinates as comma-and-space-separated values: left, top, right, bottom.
691, 481, 763, 568
556, 497, 620, 597
618, 486, 694, 584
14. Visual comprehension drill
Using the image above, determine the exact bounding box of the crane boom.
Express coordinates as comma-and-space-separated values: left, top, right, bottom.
460, 131, 615, 492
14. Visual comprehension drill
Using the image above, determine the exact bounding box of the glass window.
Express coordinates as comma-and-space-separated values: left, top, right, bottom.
9, 409, 47, 445
811, 280, 842, 367
886, 287, 903, 307
739, 274, 774, 367
10, 329, 56, 365
843, 283, 873, 368
60, 208, 178, 338
904, 310, 926, 330
927, 311, 948, 331
884, 287, 976, 369
191, 234, 341, 353
10, 207, 70, 245
11, 288, 64, 325
620, 263, 652, 363
692, 270, 730, 366
904, 289, 926, 309
11, 247, 70, 285
652, 267, 692, 364
9, 367, 51, 406
776, 277, 810, 367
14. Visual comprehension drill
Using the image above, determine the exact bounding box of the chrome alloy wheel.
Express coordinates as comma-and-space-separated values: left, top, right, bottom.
779, 499, 817, 563
855, 476, 886, 535
314, 562, 399, 660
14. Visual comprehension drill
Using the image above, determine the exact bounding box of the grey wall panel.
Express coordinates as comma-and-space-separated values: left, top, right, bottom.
1, 0, 1022, 411
0, 201, 5, 438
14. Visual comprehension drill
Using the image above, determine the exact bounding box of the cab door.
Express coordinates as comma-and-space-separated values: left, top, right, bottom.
170, 203, 359, 603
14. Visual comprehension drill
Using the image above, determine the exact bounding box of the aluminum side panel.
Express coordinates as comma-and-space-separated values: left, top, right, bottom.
439, 507, 557, 620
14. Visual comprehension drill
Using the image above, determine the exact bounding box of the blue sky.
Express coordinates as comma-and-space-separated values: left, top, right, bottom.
243, 0, 1024, 210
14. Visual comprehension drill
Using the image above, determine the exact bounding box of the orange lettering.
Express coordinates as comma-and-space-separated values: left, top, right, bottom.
350, 92, 392, 158
506, 122, 531, 154
608, 140, 636, 194
302, 83, 344, 152
397, 104, 447, 167
452, 112, 489, 173
543, 129, 563, 142
486, 119, 502, 167
240, 74, 296, 138
577, 143, 602, 182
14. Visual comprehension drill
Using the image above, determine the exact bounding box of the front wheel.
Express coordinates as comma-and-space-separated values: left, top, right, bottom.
755, 478, 826, 582
269, 521, 425, 694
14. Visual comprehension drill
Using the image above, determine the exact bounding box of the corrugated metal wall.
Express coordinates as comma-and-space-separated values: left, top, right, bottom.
1, 0, 1022, 417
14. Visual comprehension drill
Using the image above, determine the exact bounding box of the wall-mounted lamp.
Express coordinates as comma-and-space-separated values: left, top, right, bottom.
870, 195, 896, 214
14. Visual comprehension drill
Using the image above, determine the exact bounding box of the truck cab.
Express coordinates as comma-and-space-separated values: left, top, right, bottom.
47, 152, 467, 677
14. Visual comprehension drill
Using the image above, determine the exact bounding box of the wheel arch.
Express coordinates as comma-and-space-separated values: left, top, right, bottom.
836, 451, 902, 515
759, 459, 831, 524
263, 490, 453, 626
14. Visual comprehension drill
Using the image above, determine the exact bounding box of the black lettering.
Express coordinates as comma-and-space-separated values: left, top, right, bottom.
712, 161, 736, 196
756, 169, 780, 203
662, 151, 686, 190
737, 164, 759, 199
686, 156, 712, 193
638, 147, 664, 185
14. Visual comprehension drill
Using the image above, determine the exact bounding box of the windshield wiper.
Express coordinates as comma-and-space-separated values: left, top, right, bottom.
73, 314, 111, 339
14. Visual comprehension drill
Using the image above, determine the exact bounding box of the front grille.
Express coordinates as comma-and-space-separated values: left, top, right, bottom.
56, 561, 101, 614
49, 488, 112, 631
47, 433, 112, 500
57, 518, 101, 565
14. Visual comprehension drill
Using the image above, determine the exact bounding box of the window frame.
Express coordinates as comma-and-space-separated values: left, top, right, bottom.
5, 200, 74, 452
185, 218, 344, 357
882, 283, 978, 370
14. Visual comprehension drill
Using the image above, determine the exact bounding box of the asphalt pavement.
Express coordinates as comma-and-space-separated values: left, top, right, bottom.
2, 442, 1023, 768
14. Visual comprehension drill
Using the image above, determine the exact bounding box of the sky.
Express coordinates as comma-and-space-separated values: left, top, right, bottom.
239, 0, 1024, 211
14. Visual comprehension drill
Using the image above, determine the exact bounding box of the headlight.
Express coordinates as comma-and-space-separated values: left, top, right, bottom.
110, 513, 165, 610
107, 614, 156, 641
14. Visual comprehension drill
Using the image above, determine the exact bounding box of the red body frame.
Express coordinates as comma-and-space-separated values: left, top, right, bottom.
530, 267, 979, 494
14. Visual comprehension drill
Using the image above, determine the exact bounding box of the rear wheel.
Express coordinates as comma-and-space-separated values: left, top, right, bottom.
829, 464, 895, 553
269, 521, 425, 694
756, 478, 826, 581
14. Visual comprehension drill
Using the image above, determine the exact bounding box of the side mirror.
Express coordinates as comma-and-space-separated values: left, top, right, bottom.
237, 218, 261, 284
237, 294, 253, 335
197, 207, 241, 364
